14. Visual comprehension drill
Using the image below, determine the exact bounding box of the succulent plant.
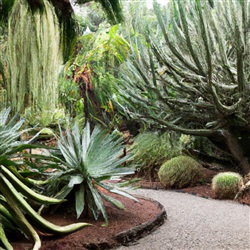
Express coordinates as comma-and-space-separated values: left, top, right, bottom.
158, 155, 204, 189
45, 122, 137, 224
212, 172, 243, 199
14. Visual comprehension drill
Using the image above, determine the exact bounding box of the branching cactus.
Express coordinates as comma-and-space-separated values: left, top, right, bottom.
117, 0, 250, 174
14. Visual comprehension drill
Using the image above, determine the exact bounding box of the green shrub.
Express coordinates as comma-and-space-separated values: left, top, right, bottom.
158, 155, 204, 189
130, 131, 194, 179
212, 172, 243, 199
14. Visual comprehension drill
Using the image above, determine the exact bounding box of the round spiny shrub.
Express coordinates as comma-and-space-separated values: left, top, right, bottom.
158, 155, 204, 189
212, 172, 243, 199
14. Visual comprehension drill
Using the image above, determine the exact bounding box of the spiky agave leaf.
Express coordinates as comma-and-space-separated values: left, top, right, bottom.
84, 126, 134, 178
0, 108, 26, 158
48, 122, 137, 222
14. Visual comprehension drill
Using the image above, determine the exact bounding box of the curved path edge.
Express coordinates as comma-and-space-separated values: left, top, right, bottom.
115, 189, 250, 250
114, 196, 167, 246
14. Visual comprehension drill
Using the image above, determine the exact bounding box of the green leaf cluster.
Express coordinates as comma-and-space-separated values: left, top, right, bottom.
61, 23, 130, 128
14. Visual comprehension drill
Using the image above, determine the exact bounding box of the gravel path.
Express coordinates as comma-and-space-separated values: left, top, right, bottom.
116, 189, 250, 250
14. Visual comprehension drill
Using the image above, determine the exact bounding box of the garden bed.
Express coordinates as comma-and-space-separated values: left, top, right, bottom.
10, 193, 166, 250
135, 180, 250, 206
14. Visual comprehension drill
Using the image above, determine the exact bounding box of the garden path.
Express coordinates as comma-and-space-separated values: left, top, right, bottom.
116, 189, 250, 250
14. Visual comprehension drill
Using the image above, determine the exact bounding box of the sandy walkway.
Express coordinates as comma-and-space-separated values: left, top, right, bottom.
116, 189, 250, 250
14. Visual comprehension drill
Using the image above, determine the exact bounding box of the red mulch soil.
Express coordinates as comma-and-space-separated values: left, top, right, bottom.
12, 137, 248, 249
10, 192, 166, 250
135, 180, 250, 206
9, 162, 249, 250
10, 183, 249, 250
180, 184, 250, 206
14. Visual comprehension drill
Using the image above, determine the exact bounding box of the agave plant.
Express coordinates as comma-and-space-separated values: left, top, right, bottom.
0, 108, 90, 249
0, 107, 26, 156
47, 122, 138, 224
0, 107, 53, 181
0, 165, 90, 250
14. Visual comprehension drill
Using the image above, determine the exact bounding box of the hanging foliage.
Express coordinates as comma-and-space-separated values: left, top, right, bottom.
61, 24, 130, 127
7, 0, 65, 119
4, 0, 123, 125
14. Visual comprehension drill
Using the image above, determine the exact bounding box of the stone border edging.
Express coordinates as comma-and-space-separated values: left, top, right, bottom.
114, 196, 167, 247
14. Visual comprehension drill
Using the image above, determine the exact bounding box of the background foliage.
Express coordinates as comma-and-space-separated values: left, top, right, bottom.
115, 0, 250, 174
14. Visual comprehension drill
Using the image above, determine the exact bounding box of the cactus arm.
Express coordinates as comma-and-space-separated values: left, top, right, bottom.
211, 86, 242, 115
177, 0, 206, 76
129, 111, 218, 137
153, 1, 202, 76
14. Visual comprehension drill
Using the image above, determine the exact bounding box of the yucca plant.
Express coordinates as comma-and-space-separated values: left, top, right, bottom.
0, 107, 55, 180
46, 122, 138, 224
0, 108, 90, 250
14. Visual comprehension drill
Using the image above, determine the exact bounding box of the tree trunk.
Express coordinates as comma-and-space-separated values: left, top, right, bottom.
223, 129, 250, 174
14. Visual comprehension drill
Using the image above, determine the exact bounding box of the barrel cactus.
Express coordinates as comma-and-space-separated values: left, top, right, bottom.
158, 155, 204, 189
212, 172, 243, 199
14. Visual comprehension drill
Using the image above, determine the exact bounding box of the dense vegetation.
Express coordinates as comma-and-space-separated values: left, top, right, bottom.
0, 0, 250, 249
116, 0, 250, 174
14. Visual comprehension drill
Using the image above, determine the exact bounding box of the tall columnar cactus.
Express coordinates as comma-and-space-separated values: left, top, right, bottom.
117, 0, 250, 174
